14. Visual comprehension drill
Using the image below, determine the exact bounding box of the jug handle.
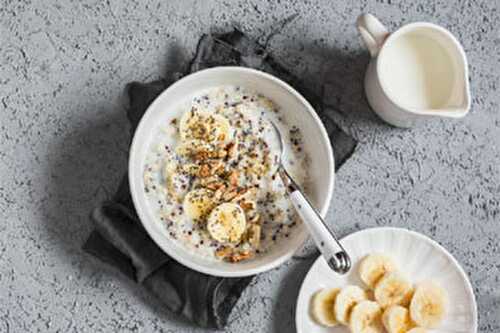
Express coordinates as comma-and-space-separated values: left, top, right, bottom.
356, 14, 389, 57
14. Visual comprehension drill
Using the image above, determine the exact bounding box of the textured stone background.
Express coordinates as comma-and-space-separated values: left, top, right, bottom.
1, 0, 499, 332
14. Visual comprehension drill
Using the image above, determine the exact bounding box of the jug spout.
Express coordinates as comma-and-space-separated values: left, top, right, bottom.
419, 43, 471, 118
436, 74, 471, 118
441, 34, 471, 118
405, 76, 470, 118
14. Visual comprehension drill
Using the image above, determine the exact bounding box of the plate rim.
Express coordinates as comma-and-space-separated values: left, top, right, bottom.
295, 226, 478, 333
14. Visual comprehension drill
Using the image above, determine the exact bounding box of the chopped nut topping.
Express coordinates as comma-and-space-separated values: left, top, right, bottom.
205, 181, 226, 191
239, 200, 255, 211
198, 164, 211, 178
217, 149, 228, 159
200, 160, 222, 175
228, 250, 253, 263
215, 246, 233, 259
228, 170, 239, 186
222, 189, 238, 202
225, 142, 237, 158
194, 150, 210, 161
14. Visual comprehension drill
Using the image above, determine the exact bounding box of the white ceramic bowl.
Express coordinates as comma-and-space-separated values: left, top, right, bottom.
129, 67, 334, 277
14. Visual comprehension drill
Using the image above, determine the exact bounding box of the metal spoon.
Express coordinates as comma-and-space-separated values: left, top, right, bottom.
270, 122, 351, 274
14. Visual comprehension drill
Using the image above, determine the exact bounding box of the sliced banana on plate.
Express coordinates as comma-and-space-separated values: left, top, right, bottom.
310, 288, 341, 327
207, 203, 246, 244
382, 305, 414, 333
334, 285, 368, 325
307, 252, 449, 332
349, 300, 384, 333
180, 109, 231, 143
183, 188, 217, 221
374, 272, 414, 308
409, 281, 447, 328
359, 254, 397, 289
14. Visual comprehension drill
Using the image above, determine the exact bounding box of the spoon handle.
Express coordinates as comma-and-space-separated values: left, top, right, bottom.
279, 169, 351, 274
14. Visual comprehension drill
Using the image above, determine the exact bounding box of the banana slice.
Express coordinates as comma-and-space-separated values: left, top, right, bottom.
349, 300, 384, 333
382, 305, 414, 333
409, 281, 447, 328
334, 285, 368, 324
359, 254, 397, 289
374, 272, 414, 308
163, 161, 190, 202
207, 203, 246, 243
176, 139, 215, 157
362, 327, 385, 333
180, 109, 231, 143
245, 223, 261, 249
407, 328, 427, 333
310, 288, 341, 327
183, 188, 217, 221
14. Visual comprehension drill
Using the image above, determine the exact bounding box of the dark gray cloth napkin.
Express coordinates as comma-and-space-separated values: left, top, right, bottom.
83, 28, 358, 329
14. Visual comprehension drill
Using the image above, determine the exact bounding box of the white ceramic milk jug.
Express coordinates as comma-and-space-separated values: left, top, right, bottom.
357, 14, 471, 128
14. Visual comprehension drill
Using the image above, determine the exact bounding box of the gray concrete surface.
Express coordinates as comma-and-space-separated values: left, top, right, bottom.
1, 0, 499, 332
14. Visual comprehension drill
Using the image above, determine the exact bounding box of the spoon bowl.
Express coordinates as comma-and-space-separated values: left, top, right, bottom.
270, 121, 351, 275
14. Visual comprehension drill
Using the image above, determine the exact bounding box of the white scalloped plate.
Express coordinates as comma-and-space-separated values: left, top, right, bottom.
296, 227, 477, 333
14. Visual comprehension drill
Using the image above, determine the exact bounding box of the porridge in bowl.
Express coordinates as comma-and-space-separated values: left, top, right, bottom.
143, 86, 309, 263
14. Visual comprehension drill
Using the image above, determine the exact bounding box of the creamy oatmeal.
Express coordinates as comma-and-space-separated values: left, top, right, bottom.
143, 85, 309, 262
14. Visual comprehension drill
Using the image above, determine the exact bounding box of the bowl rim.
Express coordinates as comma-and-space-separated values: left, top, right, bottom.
128, 66, 335, 277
